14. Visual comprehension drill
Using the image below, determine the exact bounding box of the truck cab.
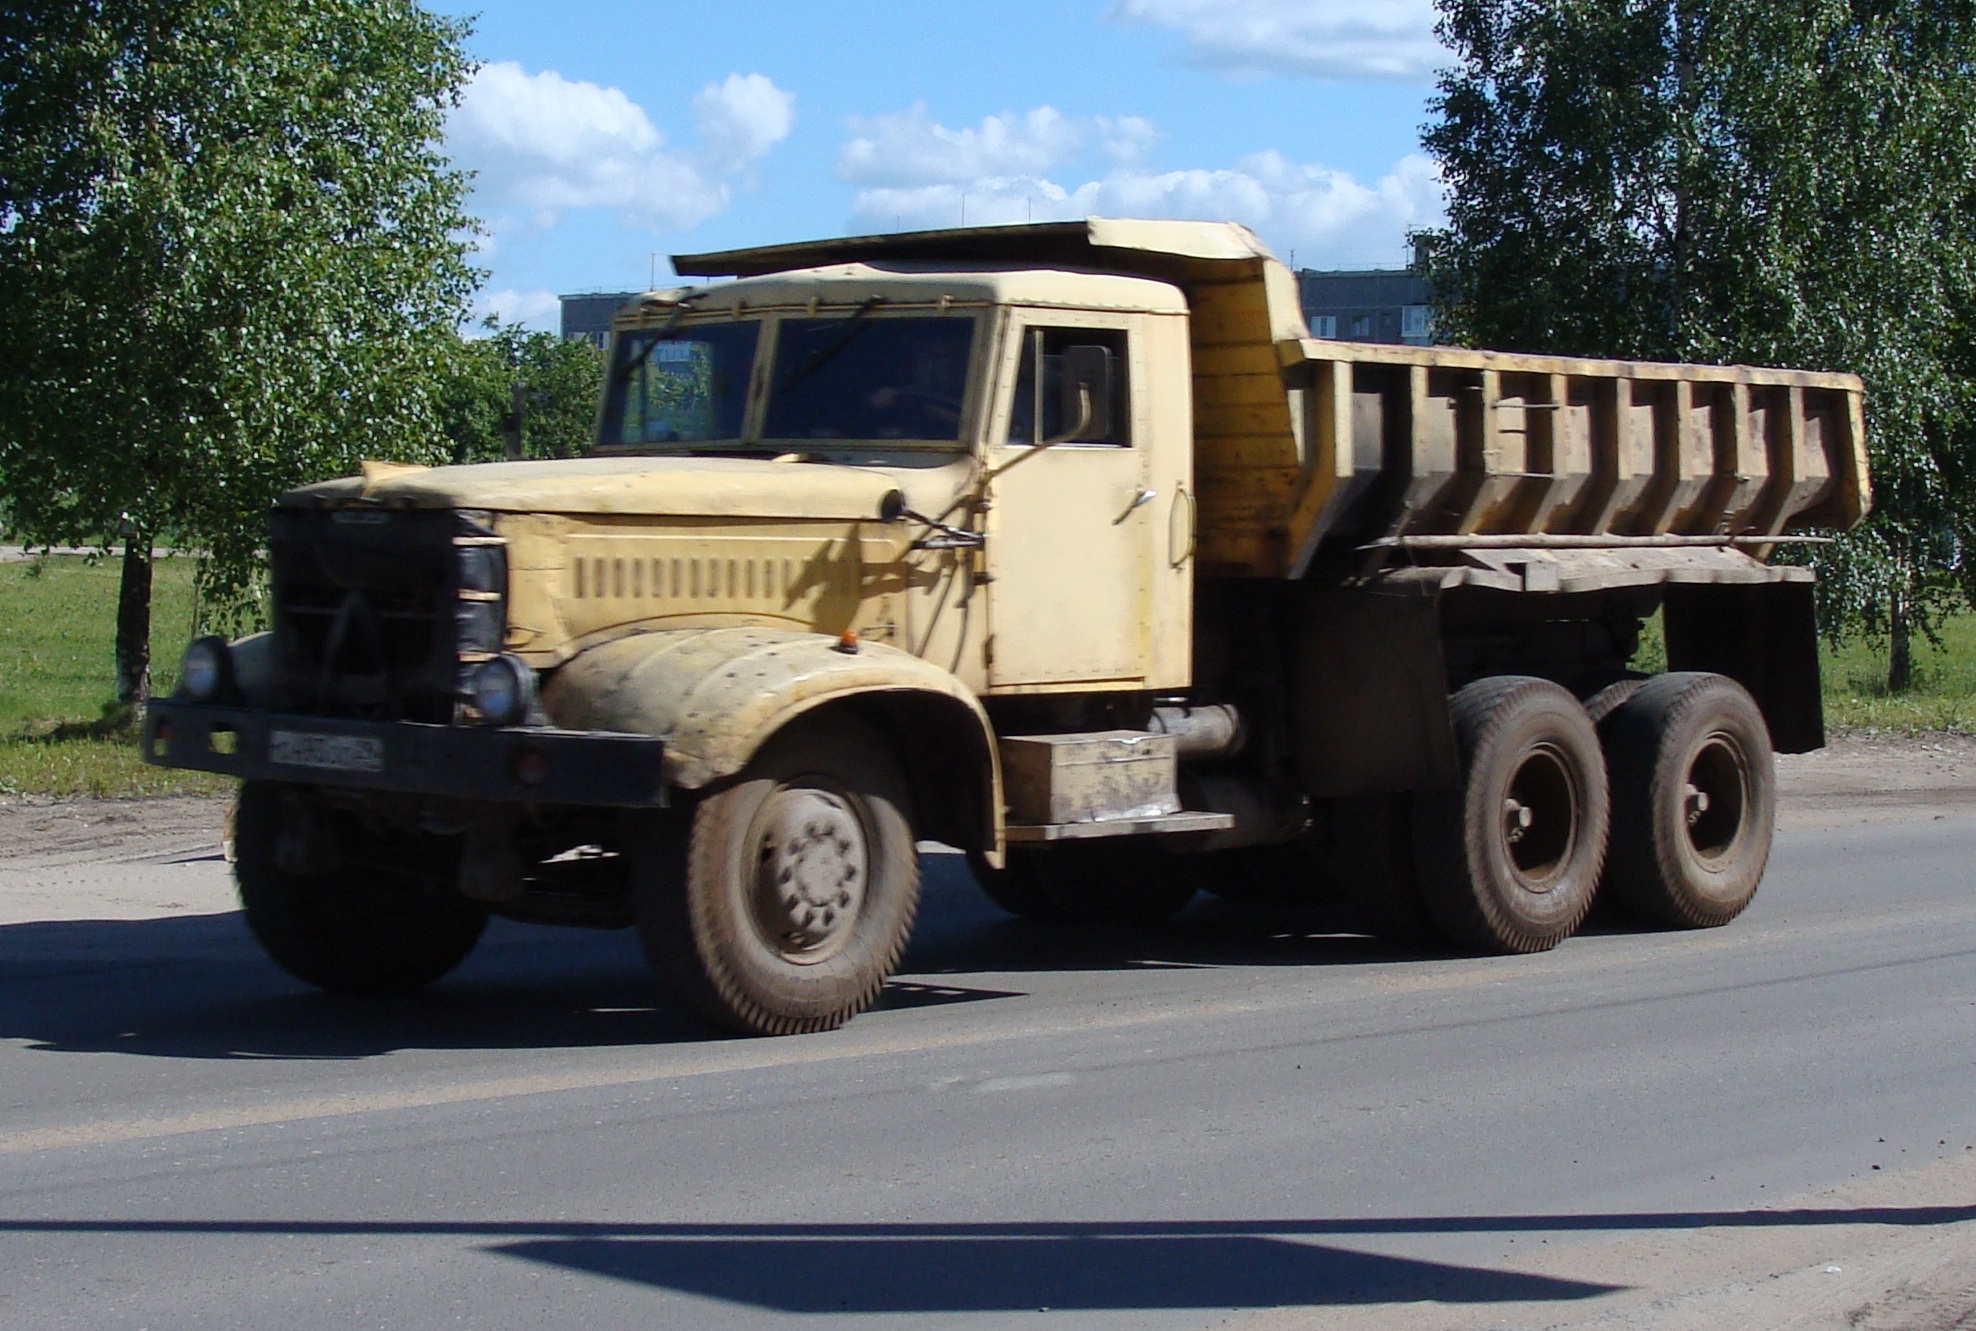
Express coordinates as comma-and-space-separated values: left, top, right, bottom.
576, 263, 1196, 696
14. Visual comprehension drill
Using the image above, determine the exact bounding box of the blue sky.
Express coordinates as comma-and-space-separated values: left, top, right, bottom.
430, 1, 1449, 328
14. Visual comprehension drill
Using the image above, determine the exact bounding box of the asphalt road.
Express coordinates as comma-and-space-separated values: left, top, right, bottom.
1, 806, 1974, 1330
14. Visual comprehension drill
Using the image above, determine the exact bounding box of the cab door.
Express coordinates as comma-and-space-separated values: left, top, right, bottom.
984, 311, 1192, 691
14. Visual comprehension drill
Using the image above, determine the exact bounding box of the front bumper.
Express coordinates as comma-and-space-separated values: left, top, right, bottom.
143, 702, 668, 806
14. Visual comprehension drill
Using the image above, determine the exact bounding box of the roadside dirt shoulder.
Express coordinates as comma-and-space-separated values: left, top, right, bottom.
1241, 1146, 1976, 1331
0, 795, 227, 866
1776, 732, 1976, 832
0, 796, 234, 924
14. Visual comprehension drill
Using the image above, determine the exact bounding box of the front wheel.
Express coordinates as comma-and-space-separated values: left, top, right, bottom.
234, 781, 487, 994
1599, 672, 1775, 928
1415, 677, 1610, 954
633, 720, 921, 1036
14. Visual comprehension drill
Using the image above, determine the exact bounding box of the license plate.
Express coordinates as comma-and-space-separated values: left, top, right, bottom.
268, 730, 385, 773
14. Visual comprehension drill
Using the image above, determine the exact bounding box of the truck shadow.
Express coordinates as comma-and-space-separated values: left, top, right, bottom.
898, 850, 1460, 977
0, 1215, 1644, 1311
485, 1231, 1619, 1311
0, 853, 1587, 1063
11, 1204, 1976, 1313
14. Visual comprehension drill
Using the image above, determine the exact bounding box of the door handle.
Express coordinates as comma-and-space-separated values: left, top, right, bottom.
1169, 485, 1197, 566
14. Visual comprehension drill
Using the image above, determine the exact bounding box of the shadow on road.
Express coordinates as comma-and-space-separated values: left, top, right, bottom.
8, 1205, 1976, 1312
489, 1233, 1613, 1311
0, 852, 1491, 1063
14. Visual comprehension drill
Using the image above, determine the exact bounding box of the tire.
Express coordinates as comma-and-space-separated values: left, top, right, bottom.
233, 781, 487, 994
1415, 677, 1609, 954
1327, 794, 1441, 946
1583, 678, 1645, 726
1599, 672, 1775, 928
632, 720, 921, 1036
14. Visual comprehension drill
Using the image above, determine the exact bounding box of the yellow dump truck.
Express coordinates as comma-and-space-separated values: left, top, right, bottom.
144, 219, 1869, 1036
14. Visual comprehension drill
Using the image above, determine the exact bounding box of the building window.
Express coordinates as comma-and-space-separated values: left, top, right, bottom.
1310, 315, 1337, 339
1350, 313, 1372, 339
1401, 305, 1433, 343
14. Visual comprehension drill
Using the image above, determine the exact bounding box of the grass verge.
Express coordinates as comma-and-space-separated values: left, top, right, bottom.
1, 555, 231, 799
1819, 613, 1976, 733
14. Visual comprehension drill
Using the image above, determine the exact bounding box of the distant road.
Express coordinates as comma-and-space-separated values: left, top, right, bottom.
0, 545, 190, 562
2, 765, 1975, 1328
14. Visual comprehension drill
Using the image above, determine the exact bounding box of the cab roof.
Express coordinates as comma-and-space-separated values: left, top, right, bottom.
612, 260, 1192, 329
672, 217, 1279, 281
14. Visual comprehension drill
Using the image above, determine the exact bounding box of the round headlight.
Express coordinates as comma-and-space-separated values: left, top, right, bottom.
180, 636, 233, 703
469, 654, 537, 727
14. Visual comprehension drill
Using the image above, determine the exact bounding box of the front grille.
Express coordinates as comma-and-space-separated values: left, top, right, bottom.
270, 507, 508, 723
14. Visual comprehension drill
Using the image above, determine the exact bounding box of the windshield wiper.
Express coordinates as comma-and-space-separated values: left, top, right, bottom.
772, 296, 886, 397
612, 292, 707, 388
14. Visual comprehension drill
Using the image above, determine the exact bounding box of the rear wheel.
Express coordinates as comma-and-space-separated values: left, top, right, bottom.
234, 781, 487, 994
1600, 672, 1774, 928
632, 720, 921, 1036
1415, 677, 1609, 954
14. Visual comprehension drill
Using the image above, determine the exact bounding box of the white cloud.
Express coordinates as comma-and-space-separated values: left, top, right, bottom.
838, 105, 1083, 187
1110, 0, 1444, 82
693, 73, 797, 167
448, 62, 794, 233
1099, 115, 1161, 164
471, 287, 561, 332
846, 143, 1446, 268
836, 105, 1164, 190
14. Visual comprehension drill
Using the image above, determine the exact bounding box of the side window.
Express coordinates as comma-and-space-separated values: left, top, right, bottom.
1007, 326, 1131, 446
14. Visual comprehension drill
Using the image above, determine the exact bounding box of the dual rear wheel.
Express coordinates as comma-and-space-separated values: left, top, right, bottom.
1348, 672, 1774, 954
1601, 673, 1776, 928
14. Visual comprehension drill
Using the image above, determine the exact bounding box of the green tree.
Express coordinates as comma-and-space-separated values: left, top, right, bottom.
0, 0, 478, 705
1419, 0, 1976, 689
438, 326, 606, 465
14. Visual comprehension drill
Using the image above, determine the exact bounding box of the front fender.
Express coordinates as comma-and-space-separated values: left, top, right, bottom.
542, 625, 999, 795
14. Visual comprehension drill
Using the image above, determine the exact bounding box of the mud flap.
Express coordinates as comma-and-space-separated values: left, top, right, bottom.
1663, 581, 1824, 753
1290, 584, 1459, 798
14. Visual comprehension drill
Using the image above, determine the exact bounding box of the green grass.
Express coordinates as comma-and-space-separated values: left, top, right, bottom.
0, 555, 232, 798
2, 554, 1973, 799
1818, 613, 1976, 733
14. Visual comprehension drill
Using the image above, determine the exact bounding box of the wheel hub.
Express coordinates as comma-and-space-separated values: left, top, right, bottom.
1502, 744, 1577, 890
751, 788, 867, 963
1683, 734, 1748, 863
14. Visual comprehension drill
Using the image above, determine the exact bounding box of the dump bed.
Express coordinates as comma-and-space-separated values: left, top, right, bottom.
676, 218, 1870, 578
1270, 340, 1868, 577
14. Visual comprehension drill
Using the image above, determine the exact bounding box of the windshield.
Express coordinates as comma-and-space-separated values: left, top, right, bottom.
601, 321, 759, 446
596, 312, 977, 452
764, 317, 975, 442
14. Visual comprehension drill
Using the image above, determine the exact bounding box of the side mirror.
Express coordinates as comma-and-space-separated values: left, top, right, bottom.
1056, 344, 1114, 442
